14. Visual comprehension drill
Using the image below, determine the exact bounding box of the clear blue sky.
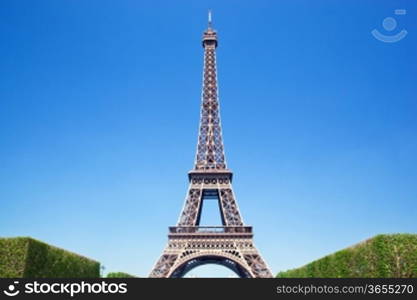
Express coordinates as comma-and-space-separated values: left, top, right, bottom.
1, 0, 416, 277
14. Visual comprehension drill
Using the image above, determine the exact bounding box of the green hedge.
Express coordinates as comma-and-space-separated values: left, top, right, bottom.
277, 234, 417, 278
106, 272, 136, 278
0, 237, 100, 278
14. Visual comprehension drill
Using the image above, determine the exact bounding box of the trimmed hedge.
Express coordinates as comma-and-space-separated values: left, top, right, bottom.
277, 234, 417, 278
0, 237, 100, 278
107, 272, 136, 278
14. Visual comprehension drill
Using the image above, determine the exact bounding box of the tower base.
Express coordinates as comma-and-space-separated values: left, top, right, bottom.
149, 226, 273, 278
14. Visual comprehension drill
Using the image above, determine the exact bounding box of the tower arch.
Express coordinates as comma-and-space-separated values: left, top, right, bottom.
169, 253, 252, 278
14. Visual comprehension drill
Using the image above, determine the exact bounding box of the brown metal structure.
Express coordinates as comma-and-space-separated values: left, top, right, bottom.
149, 13, 272, 278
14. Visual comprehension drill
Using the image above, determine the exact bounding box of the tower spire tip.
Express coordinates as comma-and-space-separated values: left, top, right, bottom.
208, 9, 212, 28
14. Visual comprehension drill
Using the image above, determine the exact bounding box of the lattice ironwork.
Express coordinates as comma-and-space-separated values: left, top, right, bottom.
243, 254, 273, 278
149, 254, 178, 278
219, 188, 243, 226
195, 25, 226, 171
178, 188, 202, 226
149, 13, 272, 278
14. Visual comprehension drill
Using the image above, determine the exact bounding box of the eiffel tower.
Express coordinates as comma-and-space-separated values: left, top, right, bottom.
149, 12, 272, 278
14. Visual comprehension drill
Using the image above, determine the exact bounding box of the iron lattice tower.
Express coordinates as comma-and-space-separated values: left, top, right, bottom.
149, 13, 272, 278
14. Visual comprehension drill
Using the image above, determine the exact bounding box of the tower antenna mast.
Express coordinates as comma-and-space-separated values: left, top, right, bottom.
208, 10, 212, 28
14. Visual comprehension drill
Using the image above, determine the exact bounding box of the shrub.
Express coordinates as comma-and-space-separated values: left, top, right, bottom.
277, 234, 417, 278
106, 272, 136, 278
0, 238, 29, 277
0, 237, 100, 278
